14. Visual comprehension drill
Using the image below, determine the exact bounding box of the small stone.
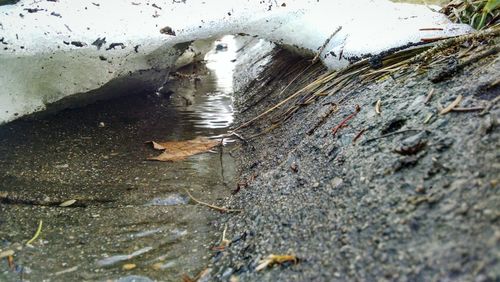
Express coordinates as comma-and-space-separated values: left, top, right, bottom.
0, 250, 14, 259
59, 199, 76, 207
98, 122, 105, 127
415, 186, 425, 193
330, 177, 343, 189
122, 263, 136, 270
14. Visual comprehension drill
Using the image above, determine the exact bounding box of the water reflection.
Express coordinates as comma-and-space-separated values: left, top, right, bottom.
181, 35, 236, 130
0, 36, 238, 281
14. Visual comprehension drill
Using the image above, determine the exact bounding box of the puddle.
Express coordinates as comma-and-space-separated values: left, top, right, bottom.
0, 36, 238, 281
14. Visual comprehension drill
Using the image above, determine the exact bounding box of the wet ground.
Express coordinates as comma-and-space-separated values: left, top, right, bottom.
210, 41, 500, 280
0, 38, 238, 281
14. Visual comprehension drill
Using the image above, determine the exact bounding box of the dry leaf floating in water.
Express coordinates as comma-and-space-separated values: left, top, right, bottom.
147, 136, 220, 162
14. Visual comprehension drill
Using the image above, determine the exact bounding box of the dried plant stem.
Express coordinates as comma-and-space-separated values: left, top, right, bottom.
26, 220, 43, 246
185, 189, 242, 213
312, 26, 342, 64
440, 95, 463, 115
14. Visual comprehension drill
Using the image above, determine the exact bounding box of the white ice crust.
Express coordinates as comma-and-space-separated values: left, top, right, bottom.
0, 0, 473, 123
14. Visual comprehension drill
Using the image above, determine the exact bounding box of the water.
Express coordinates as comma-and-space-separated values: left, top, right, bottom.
0, 36, 238, 281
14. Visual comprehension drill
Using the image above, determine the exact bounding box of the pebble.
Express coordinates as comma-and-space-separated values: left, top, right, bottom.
122, 263, 136, 271
59, 199, 76, 207
0, 249, 14, 259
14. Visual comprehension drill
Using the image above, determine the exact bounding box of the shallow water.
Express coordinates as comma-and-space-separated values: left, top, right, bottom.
0, 37, 238, 281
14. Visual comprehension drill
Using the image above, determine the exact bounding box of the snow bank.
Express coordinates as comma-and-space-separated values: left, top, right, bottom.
0, 0, 472, 123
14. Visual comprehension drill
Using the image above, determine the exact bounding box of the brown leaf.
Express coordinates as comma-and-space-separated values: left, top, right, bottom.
148, 137, 220, 162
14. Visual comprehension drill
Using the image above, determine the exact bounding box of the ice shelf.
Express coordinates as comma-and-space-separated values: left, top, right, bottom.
0, 0, 473, 123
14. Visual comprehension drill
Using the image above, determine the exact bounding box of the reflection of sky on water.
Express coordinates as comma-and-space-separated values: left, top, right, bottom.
190, 35, 236, 130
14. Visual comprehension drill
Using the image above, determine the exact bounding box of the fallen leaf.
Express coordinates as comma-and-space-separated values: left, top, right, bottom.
255, 254, 298, 271
148, 137, 220, 162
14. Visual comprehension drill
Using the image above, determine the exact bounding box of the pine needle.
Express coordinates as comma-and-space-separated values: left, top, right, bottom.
26, 219, 43, 246
185, 189, 242, 213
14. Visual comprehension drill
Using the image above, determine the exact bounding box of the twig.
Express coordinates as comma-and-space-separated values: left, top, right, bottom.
220, 131, 247, 144
480, 95, 500, 116
424, 88, 435, 104
311, 26, 342, 64
213, 225, 231, 251
26, 220, 43, 246
421, 36, 453, 43
53, 266, 79, 276
184, 189, 241, 213
362, 129, 426, 145
412, 27, 500, 63
419, 28, 444, 31
451, 107, 485, 112
440, 95, 463, 115
353, 128, 367, 143
332, 105, 360, 136
306, 104, 338, 135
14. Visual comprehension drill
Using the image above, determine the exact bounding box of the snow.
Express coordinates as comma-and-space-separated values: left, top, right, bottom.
0, 0, 473, 124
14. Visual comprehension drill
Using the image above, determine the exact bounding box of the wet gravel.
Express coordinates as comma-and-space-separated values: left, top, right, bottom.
209, 45, 500, 281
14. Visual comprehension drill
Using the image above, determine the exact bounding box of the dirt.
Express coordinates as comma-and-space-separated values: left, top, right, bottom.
208, 42, 500, 280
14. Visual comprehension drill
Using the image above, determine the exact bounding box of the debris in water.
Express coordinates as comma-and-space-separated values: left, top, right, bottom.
255, 254, 298, 271
97, 247, 153, 267
26, 219, 43, 246
147, 137, 220, 162
185, 189, 241, 213
54, 266, 79, 276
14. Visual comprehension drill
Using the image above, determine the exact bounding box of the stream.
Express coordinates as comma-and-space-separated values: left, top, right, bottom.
0, 36, 238, 281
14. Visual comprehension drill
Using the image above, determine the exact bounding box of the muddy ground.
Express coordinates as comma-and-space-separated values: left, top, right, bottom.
208, 42, 500, 280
